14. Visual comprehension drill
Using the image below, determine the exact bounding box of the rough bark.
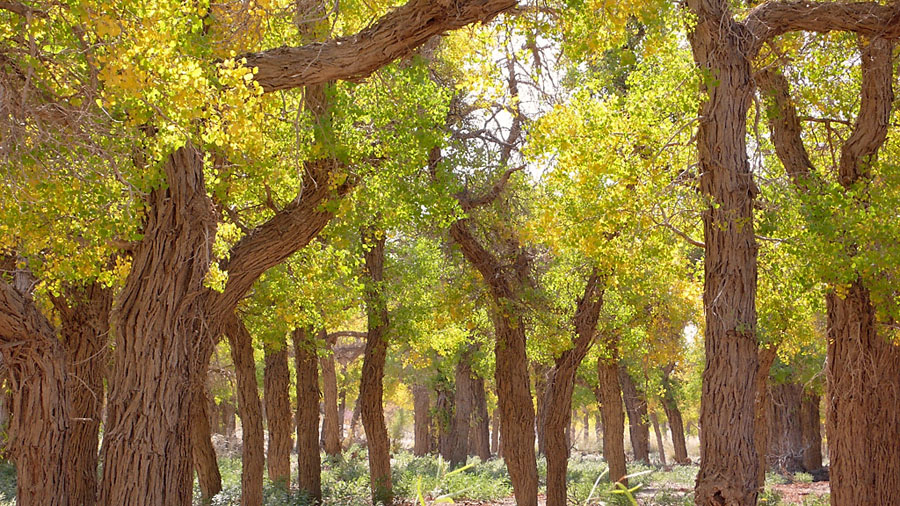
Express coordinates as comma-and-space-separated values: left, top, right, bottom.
293, 326, 322, 504
597, 353, 627, 485
686, 1, 761, 502
101, 145, 216, 506
450, 220, 538, 506
264, 341, 292, 488
450, 351, 477, 466
754, 346, 777, 488
412, 383, 432, 456
319, 331, 341, 457
619, 366, 650, 465
191, 379, 222, 502
0, 280, 70, 505
661, 366, 689, 465
360, 231, 393, 505
470, 375, 491, 461
52, 282, 112, 506
651, 412, 667, 467
533, 364, 548, 456
490, 409, 500, 456
225, 314, 265, 506
767, 382, 804, 474
799, 391, 822, 472
435, 386, 454, 460
542, 273, 604, 506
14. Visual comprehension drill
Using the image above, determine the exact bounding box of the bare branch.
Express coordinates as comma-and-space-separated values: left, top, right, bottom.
455, 165, 525, 211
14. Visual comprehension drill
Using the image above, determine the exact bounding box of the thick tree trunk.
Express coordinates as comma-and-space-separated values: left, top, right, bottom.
293, 326, 322, 503
651, 412, 667, 467
618, 366, 650, 465
264, 341, 292, 488
191, 379, 223, 502
754, 346, 777, 487
53, 282, 112, 506
767, 382, 804, 474
799, 391, 822, 472
470, 375, 491, 461
542, 273, 603, 506
320, 331, 341, 457
413, 383, 432, 456
226, 314, 264, 506
101, 146, 217, 506
687, 3, 760, 503
360, 231, 393, 505
450, 352, 476, 466
0, 280, 70, 505
435, 387, 454, 460
597, 349, 627, 484
661, 367, 689, 465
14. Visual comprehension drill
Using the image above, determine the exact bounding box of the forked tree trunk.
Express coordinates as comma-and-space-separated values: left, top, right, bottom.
293, 326, 322, 503
597, 344, 627, 485
360, 231, 393, 505
754, 346, 777, 487
542, 273, 604, 506
686, 3, 760, 502
450, 351, 476, 466
412, 383, 432, 456
320, 331, 341, 456
53, 282, 112, 506
651, 412, 667, 467
799, 391, 822, 472
101, 145, 217, 506
470, 375, 491, 460
767, 382, 804, 474
0, 280, 70, 505
619, 366, 650, 464
226, 314, 264, 506
191, 379, 222, 502
264, 340, 292, 487
661, 367, 689, 465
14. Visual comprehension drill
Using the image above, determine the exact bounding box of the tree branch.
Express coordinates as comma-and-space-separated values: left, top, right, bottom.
756, 68, 817, 186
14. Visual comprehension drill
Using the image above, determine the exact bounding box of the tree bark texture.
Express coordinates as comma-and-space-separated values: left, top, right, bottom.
360, 231, 393, 505
651, 412, 667, 467
767, 382, 804, 474
799, 392, 822, 472
597, 346, 627, 485
100, 145, 216, 506
191, 378, 222, 502
470, 375, 491, 461
435, 386, 454, 461
264, 341, 292, 487
618, 365, 650, 465
661, 366, 689, 465
490, 409, 500, 456
543, 273, 604, 506
226, 314, 264, 506
319, 330, 341, 457
450, 351, 476, 466
754, 346, 777, 488
53, 282, 112, 506
413, 382, 432, 456
293, 326, 322, 504
0, 280, 70, 505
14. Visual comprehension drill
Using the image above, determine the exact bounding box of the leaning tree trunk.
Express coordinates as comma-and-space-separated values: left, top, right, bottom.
320, 330, 342, 456
651, 412, 667, 467
191, 378, 223, 502
293, 326, 322, 504
754, 346, 777, 487
799, 391, 822, 472
470, 374, 491, 461
226, 314, 264, 506
619, 366, 650, 465
661, 367, 689, 464
360, 231, 393, 505
543, 272, 603, 506
413, 382, 432, 456
597, 344, 627, 485
0, 280, 70, 505
450, 351, 477, 467
53, 281, 112, 506
264, 340, 292, 488
101, 145, 217, 506
687, 3, 760, 503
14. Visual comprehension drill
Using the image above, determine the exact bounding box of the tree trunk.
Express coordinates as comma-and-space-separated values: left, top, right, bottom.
0, 280, 71, 505
767, 382, 804, 474
264, 341, 292, 488
222, 401, 236, 437
413, 383, 432, 456
597, 350, 627, 484
618, 365, 650, 465
101, 145, 217, 506
293, 326, 322, 504
651, 412, 667, 467
320, 331, 341, 456
435, 386, 454, 460
191, 379, 223, 502
799, 391, 822, 472
349, 395, 361, 444
52, 281, 112, 506
687, 2, 760, 502
470, 375, 491, 461
661, 367, 689, 465
542, 273, 604, 506
490, 409, 500, 456
533, 363, 548, 456
360, 231, 393, 505
338, 390, 346, 444
226, 314, 264, 506
450, 352, 476, 466
754, 346, 777, 487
